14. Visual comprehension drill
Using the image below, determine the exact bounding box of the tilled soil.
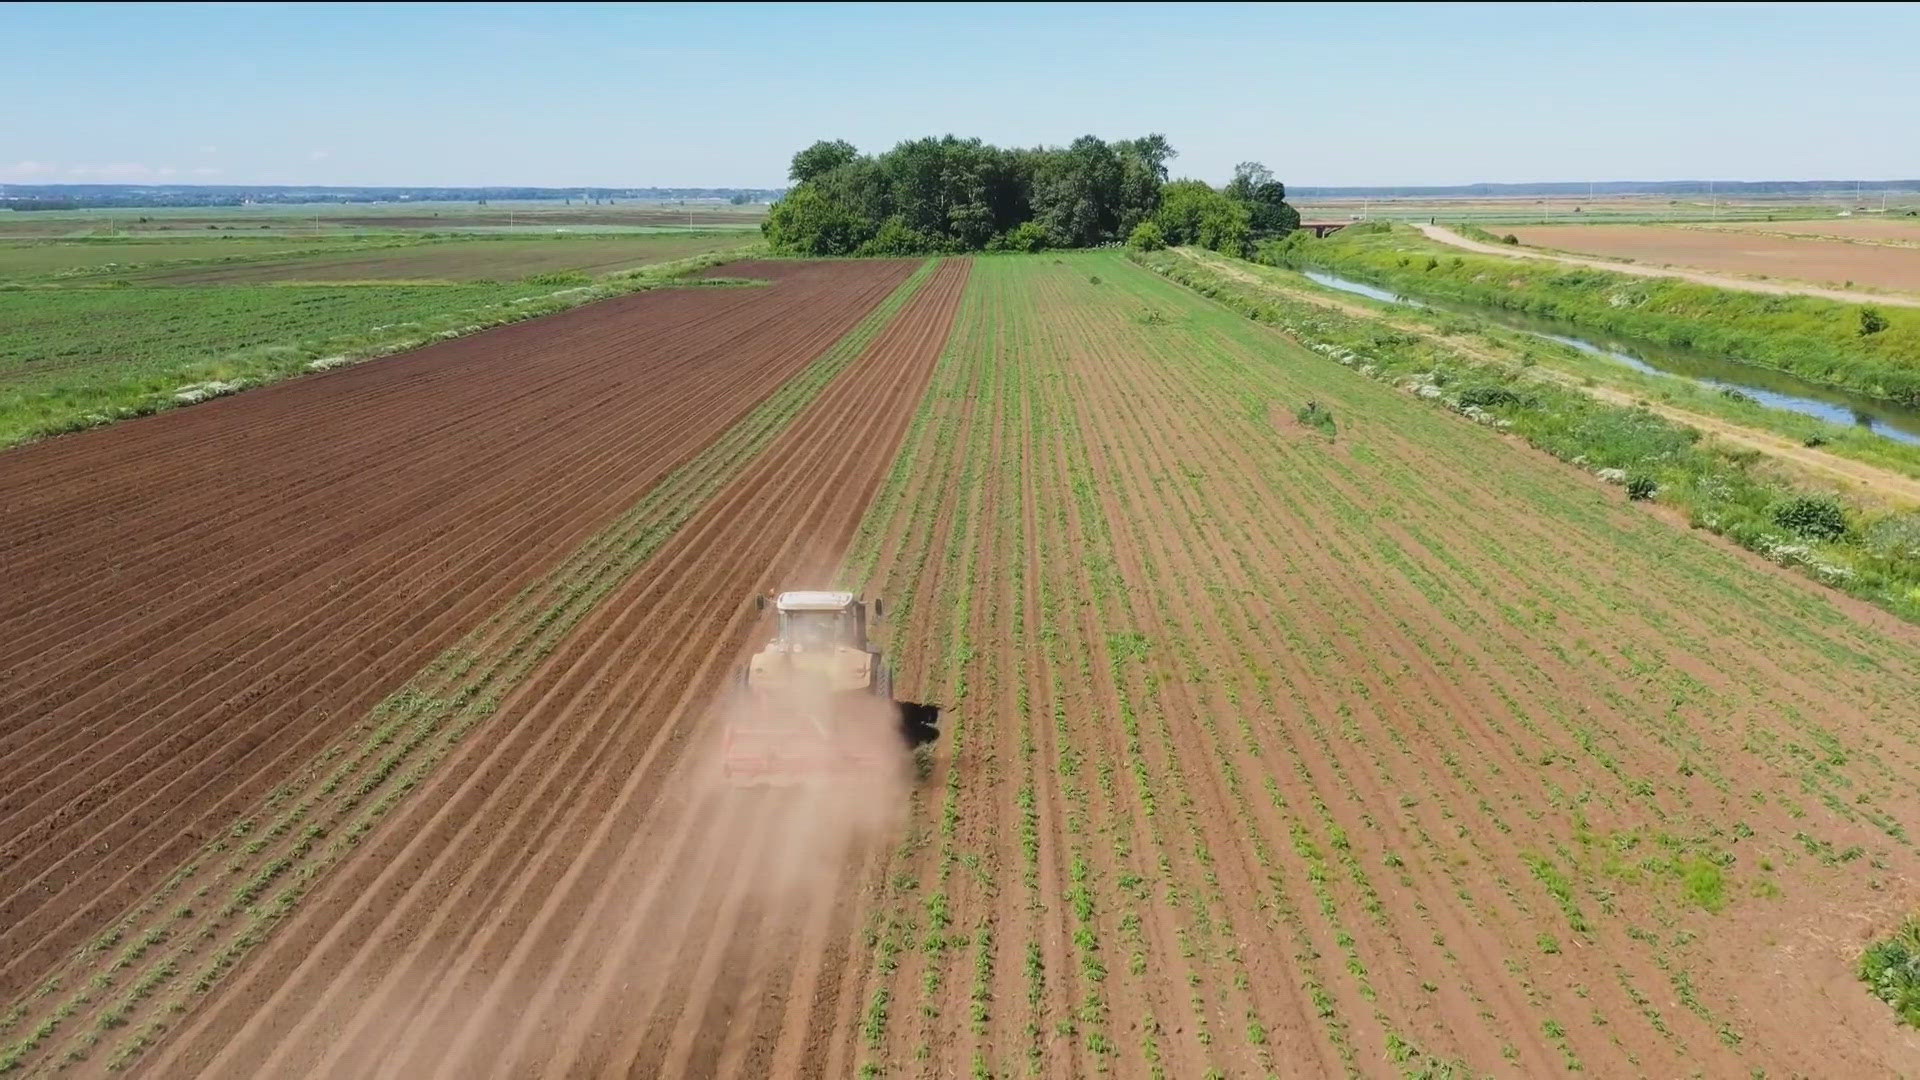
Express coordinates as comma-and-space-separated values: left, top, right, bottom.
13, 252, 1920, 1078
0, 259, 916, 1009
135, 259, 972, 1078
1430, 223, 1920, 304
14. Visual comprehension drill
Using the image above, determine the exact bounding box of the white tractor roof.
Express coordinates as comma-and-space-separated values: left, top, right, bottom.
775, 590, 856, 612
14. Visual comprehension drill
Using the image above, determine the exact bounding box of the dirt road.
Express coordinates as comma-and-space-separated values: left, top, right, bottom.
1418, 223, 1920, 308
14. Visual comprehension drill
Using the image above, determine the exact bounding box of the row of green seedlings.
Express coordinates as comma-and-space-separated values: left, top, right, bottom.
1009, 279, 1122, 1074
1007, 304, 1060, 1076
0, 260, 944, 1074
1048, 268, 1309, 1074
1112, 269, 1634, 1070
1031, 363, 1123, 1072
1218, 321, 1692, 1070
1046, 382, 1183, 1068
1374, 478, 1910, 887
1330, 426, 1898, 908
952, 338, 1051, 1078
1136, 267, 1543, 1053
1092, 262, 1454, 1072
908, 323, 996, 1069
1175, 251, 1896, 883
1095, 280, 1441, 1073
996, 326, 1043, 1080
1043, 272, 1302, 1075
843, 276, 991, 1076
953, 266, 1125, 1077
1267, 402, 1603, 1072
1167, 259, 1781, 1060
1104, 259, 1511, 1071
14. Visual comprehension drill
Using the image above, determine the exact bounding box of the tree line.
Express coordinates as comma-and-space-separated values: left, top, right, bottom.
762, 135, 1298, 257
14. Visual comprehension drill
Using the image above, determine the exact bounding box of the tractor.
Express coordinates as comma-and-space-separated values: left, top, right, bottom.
721, 590, 939, 786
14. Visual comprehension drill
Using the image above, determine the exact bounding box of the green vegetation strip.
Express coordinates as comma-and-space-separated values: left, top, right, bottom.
1182, 248, 1920, 480
1861, 916, 1920, 1028
1262, 222, 1920, 406
1131, 247, 1920, 623
0, 244, 761, 449
0, 259, 939, 1074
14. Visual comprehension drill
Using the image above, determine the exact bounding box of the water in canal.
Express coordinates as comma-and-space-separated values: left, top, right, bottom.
1297, 268, 1920, 445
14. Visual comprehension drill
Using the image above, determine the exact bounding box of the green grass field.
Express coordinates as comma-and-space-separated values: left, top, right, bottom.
1268, 224, 1920, 407
0, 200, 767, 240
133, 234, 758, 284
0, 235, 760, 447
0, 238, 365, 279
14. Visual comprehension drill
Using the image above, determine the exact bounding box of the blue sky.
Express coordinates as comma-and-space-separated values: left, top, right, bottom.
3, 1, 1914, 188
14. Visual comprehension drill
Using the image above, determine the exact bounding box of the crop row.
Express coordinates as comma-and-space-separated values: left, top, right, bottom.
0, 243, 758, 447
828, 252, 1920, 1077
0, 260, 938, 1075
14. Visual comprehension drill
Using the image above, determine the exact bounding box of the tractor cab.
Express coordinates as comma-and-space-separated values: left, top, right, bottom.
724, 589, 937, 788
746, 591, 888, 697
765, 590, 874, 653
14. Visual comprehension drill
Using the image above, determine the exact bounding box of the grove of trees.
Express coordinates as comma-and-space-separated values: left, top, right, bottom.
763, 135, 1298, 257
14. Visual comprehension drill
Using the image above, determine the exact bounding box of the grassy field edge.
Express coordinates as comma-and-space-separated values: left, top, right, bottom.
1130, 246, 1920, 624
1264, 223, 1920, 407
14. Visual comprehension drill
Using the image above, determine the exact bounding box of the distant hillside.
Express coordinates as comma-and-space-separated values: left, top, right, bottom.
0, 184, 786, 211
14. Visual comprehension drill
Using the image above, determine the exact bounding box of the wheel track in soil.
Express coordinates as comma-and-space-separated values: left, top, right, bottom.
136, 258, 972, 1079
0, 259, 916, 1015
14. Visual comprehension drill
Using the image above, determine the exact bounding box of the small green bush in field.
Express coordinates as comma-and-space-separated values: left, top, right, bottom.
1773, 496, 1848, 541
1861, 917, 1920, 1027
1456, 384, 1523, 409
523, 270, 591, 286
1296, 400, 1336, 436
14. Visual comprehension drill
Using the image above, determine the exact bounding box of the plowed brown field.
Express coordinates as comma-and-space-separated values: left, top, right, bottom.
0, 258, 914, 1015
8, 251, 1920, 1078
1504, 222, 1920, 295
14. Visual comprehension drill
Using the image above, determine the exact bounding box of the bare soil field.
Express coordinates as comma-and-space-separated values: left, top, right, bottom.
1504, 222, 1920, 295
126, 259, 971, 1078
1700, 216, 1920, 245
136, 234, 757, 284
0, 259, 914, 1022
